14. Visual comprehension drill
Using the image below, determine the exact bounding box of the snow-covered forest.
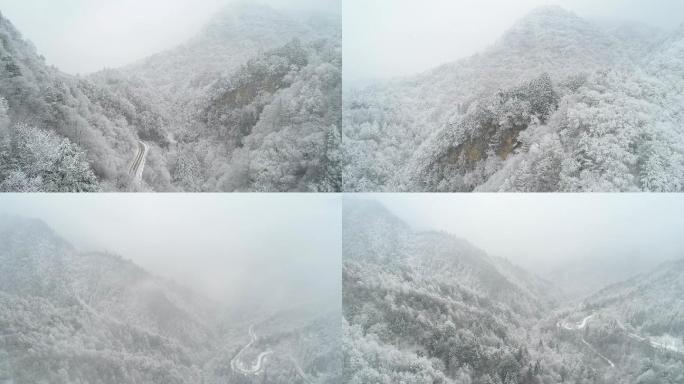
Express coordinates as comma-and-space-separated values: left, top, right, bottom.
0, 214, 341, 383
343, 6, 684, 191
0, 2, 341, 192
343, 199, 684, 384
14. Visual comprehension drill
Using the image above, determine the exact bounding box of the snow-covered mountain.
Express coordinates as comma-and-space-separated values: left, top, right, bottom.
123, 3, 321, 98
416, 6, 631, 102
582, 258, 684, 343
343, 200, 684, 383
0, 12, 142, 192
343, 6, 684, 192
343, 199, 560, 383
545, 259, 684, 383
0, 215, 340, 383
0, 215, 216, 382
0, 2, 341, 192
343, 199, 558, 310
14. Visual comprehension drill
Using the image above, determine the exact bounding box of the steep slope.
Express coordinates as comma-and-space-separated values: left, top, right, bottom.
343, 201, 684, 383
343, 6, 684, 192
581, 259, 684, 347
407, 73, 561, 191
0, 216, 73, 297
343, 200, 559, 313
123, 3, 317, 100
0, 3, 341, 192
0, 215, 342, 383
170, 37, 342, 192
114, 3, 342, 192
542, 259, 684, 383
415, 5, 627, 106
343, 199, 559, 383
0, 215, 216, 382
0, 12, 158, 191
647, 23, 684, 90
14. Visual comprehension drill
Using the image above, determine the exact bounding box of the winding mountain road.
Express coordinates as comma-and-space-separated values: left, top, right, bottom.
230, 325, 272, 376
558, 314, 594, 330
558, 311, 684, 367
558, 314, 615, 367
128, 140, 148, 182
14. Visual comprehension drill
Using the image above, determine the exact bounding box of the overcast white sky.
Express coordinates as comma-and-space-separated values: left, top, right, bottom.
0, 194, 341, 309
0, 0, 339, 74
360, 194, 684, 275
344, 0, 684, 85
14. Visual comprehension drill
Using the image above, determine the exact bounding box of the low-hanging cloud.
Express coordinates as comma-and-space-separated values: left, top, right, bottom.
343, 0, 684, 85
0, 0, 340, 74
360, 193, 684, 276
0, 194, 341, 310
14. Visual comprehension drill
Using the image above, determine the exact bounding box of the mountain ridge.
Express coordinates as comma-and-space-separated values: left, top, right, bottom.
1, 3, 342, 192
344, 200, 684, 383
344, 5, 684, 192
0, 214, 341, 383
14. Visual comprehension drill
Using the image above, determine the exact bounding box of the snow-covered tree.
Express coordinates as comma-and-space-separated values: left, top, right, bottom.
0, 123, 100, 192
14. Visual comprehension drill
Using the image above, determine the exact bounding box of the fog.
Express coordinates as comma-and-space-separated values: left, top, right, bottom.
358, 194, 684, 278
344, 0, 684, 85
0, 194, 341, 310
0, 0, 340, 75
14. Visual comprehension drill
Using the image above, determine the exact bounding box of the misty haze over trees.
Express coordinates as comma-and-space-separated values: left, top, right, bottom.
343, 5, 684, 192
0, 1, 341, 192
343, 198, 684, 384
3, 2, 684, 384
0, 212, 340, 383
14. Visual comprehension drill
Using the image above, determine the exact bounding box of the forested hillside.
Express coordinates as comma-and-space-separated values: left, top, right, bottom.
0, 12, 140, 191
343, 6, 684, 192
343, 200, 560, 383
578, 259, 684, 356
0, 2, 341, 191
0, 215, 340, 383
342, 199, 684, 384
